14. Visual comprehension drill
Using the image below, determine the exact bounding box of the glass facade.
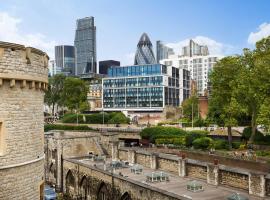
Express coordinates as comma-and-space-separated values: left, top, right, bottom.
99, 60, 120, 75
55, 45, 75, 76
74, 17, 96, 75
103, 64, 181, 110
134, 33, 156, 65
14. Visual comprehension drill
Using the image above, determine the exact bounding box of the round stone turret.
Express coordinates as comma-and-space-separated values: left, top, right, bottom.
0, 41, 48, 199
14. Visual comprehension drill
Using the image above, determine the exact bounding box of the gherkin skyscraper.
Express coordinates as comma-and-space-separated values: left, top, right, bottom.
134, 33, 156, 65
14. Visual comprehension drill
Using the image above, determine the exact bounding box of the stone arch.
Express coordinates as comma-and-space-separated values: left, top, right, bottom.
121, 192, 132, 200
97, 182, 109, 200
66, 170, 75, 196
79, 175, 88, 200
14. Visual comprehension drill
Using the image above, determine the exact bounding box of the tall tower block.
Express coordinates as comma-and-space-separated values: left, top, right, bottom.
0, 42, 48, 200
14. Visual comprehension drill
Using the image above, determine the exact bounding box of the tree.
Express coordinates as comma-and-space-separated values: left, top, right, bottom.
257, 97, 270, 132
208, 56, 243, 149
62, 77, 89, 112
44, 74, 66, 114
234, 37, 270, 143
181, 95, 199, 123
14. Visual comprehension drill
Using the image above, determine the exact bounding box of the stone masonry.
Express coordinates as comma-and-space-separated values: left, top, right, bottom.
0, 42, 48, 200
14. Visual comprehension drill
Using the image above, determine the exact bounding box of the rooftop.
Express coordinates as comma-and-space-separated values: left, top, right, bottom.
71, 156, 260, 200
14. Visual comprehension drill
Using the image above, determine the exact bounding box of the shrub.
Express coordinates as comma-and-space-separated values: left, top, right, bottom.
238, 144, 246, 150
44, 124, 92, 132
192, 137, 213, 149
140, 126, 187, 143
214, 140, 229, 150
256, 151, 270, 158
185, 130, 208, 147
232, 141, 242, 149
108, 112, 130, 124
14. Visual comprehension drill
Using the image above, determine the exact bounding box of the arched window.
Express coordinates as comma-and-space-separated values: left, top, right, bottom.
66, 170, 75, 195
97, 182, 109, 200
79, 176, 88, 200
121, 192, 132, 200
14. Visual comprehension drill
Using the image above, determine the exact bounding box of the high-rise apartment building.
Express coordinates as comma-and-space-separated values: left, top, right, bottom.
55, 45, 75, 76
102, 64, 190, 111
182, 39, 209, 57
134, 33, 156, 65
160, 40, 221, 96
74, 17, 96, 75
99, 60, 120, 75
156, 40, 174, 63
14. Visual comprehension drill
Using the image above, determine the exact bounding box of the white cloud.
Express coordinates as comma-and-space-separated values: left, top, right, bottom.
0, 12, 56, 59
248, 23, 270, 45
166, 36, 235, 56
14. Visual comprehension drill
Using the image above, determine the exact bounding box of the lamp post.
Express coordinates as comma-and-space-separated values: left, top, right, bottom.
76, 104, 79, 125
102, 108, 105, 127
192, 103, 194, 129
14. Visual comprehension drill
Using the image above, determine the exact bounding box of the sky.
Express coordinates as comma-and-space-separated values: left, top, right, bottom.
0, 0, 270, 65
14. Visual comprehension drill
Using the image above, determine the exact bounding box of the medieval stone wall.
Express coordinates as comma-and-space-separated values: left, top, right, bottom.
63, 159, 186, 200
0, 42, 48, 200
186, 163, 207, 180
219, 170, 249, 190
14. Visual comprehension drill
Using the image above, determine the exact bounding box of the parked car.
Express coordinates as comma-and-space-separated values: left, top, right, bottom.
44, 185, 56, 200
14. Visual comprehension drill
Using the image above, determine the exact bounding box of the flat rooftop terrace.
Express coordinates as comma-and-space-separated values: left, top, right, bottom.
73, 157, 262, 200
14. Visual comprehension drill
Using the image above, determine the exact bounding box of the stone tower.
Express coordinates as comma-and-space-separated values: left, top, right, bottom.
0, 42, 48, 200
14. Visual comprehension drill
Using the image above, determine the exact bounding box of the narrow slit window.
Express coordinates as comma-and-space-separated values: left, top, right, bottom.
0, 121, 6, 155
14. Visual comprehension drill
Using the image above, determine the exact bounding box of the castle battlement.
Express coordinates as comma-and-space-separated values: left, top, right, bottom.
0, 41, 49, 90
0, 41, 47, 199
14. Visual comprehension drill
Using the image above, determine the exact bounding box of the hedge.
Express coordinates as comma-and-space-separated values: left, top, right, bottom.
61, 112, 129, 124
155, 136, 186, 146
140, 126, 187, 143
44, 124, 93, 132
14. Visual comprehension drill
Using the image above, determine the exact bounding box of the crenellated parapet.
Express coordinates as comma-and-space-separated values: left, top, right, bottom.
0, 41, 48, 199
0, 41, 49, 90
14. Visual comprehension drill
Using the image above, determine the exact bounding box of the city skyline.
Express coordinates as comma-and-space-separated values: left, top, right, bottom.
0, 0, 270, 65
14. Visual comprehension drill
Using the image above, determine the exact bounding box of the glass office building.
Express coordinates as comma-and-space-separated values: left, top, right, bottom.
55, 45, 75, 76
74, 17, 96, 75
102, 64, 189, 111
134, 33, 156, 65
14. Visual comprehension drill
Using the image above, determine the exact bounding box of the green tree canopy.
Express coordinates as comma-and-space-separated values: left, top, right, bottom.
62, 77, 89, 112
181, 95, 199, 122
44, 74, 66, 114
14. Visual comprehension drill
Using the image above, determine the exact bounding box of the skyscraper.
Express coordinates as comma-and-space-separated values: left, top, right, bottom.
55, 45, 75, 76
74, 17, 96, 75
156, 40, 174, 63
134, 33, 156, 65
